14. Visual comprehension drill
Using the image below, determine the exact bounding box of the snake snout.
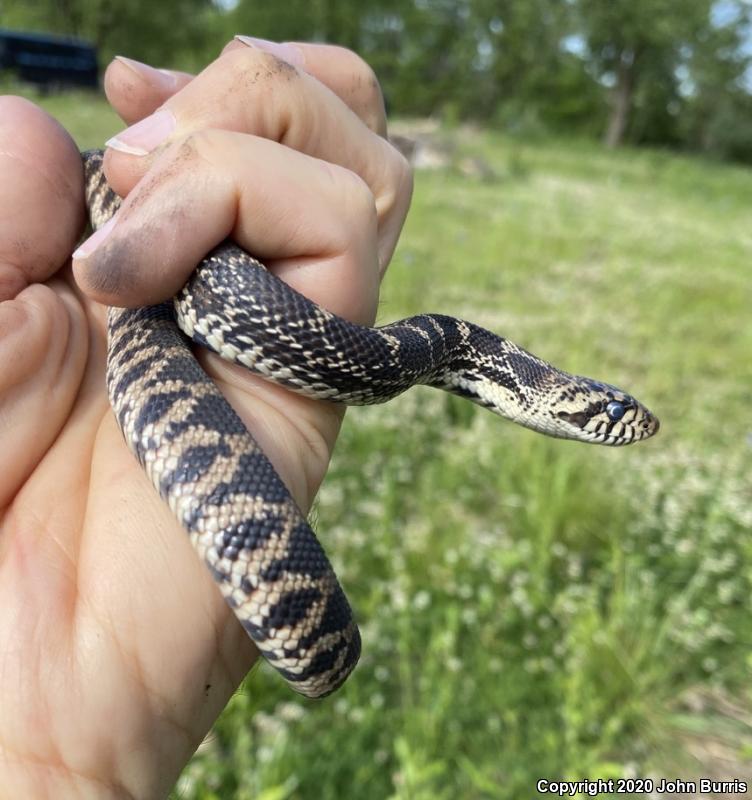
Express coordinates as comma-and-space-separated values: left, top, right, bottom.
639, 406, 660, 438
553, 378, 660, 446
610, 398, 660, 445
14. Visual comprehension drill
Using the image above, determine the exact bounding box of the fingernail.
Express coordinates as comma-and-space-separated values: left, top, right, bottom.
114, 55, 178, 90
105, 107, 176, 156
72, 215, 118, 259
234, 35, 305, 68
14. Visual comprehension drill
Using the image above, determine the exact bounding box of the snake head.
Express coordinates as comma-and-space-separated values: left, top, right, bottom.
553, 379, 659, 446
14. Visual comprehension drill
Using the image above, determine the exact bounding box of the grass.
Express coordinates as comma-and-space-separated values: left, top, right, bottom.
16, 86, 752, 797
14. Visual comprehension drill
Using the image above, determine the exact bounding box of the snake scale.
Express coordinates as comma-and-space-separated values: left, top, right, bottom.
82, 148, 659, 698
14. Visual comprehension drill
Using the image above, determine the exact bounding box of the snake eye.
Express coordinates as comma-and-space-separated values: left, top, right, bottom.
606, 400, 626, 421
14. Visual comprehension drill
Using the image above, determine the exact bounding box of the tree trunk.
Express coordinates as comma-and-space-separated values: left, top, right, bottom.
605, 51, 635, 148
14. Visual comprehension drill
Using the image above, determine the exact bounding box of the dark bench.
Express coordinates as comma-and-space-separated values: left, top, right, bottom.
0, 29, 98, 89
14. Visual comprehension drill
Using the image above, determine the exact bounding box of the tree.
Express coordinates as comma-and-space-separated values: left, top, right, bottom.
576, 0, 713, 147
3, 0, 752, 162
682, 1, 752, 160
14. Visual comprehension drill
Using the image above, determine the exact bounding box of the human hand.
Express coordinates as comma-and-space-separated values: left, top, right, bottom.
0, 39, 411, 798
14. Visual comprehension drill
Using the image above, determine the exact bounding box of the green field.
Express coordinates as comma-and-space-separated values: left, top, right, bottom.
23, 87, 752, 798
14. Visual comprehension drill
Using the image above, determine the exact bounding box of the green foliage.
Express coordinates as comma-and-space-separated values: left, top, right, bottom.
168, 124, 750, 795
681, 5, 752, 162
3, 0, 752, 160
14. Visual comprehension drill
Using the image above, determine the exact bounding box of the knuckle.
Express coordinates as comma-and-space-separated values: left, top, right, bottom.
341, 166, 377, 221
177, 128, 214, 157
388, 148, 413, 194
221, 45, 302, 91
339, 47, 381, 90
210, 46, 302, 138
169, 128, 229, 173
324, 161, 376, 236
331, 46, 385, 116
375, 142, 413, 217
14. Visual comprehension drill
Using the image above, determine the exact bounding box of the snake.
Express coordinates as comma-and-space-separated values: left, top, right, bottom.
81, 148, 659, 698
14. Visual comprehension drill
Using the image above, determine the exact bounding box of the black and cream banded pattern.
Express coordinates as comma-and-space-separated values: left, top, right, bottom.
83, 149, 659, 698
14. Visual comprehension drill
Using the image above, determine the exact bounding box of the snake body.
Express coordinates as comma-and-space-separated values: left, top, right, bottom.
82, 149, 659, 698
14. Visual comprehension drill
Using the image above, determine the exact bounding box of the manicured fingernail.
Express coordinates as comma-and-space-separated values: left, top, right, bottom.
114, 55, 178, 90
72, 215, 118, 259
234, 35, 305, 68
105, 108, 176, 156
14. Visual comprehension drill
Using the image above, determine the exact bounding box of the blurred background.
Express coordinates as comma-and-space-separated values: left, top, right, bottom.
2, 1, 751, 798
4, 0, 752, 161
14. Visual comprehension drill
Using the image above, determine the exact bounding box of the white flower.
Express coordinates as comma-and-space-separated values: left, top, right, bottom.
413, 590, 432, 610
